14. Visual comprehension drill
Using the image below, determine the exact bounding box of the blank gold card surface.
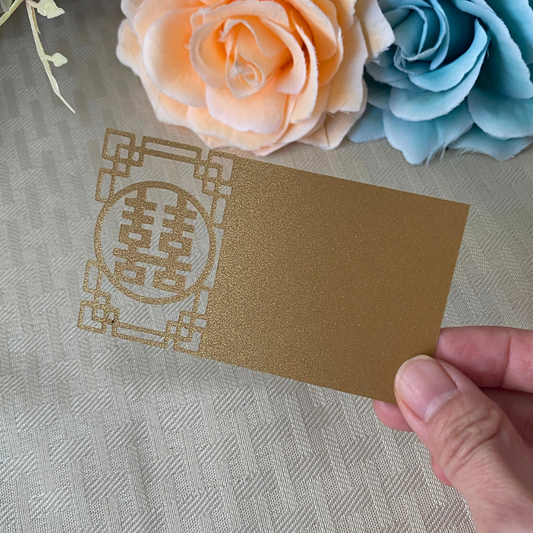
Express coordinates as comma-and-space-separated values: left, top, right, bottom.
80, 130, 469, 403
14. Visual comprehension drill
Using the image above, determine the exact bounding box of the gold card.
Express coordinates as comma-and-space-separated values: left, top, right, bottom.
79, 130, 469, 403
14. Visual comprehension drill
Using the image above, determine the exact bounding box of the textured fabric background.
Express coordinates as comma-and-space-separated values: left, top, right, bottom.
1, 1, 532, 531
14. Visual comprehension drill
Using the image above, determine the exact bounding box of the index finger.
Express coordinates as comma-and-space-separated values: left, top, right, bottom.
436, 326, 533, 393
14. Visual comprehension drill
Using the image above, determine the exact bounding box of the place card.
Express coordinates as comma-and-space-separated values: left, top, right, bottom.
79, 130, 469, 402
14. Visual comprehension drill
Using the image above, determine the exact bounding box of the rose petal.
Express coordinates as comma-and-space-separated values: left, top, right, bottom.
366, 61, 408, 85
327, 18, 367, 114
255, 88, 328, 154
468, 86, 533, 139
367, 60, 425, 92
189, 20, 227, 88
190, 1, 292, 90
206, 81, 287, 134
419, 8, 441, 54
317, 46, 344, 87
121, 0, 144, 20
373, 47, 394, 68
133, 0, 200, 41
366, 75, 391, 110
199, 0, 226, 6
389, 35, 488, 121
197, 134, 228, 149
408, 20, 488, 92
289, 0, 339, 61
348, 104, 386, 143
226, 41, 266, 98
392, 7, 425, 58
450, 125, 533, 160
354, 0, 395, 59
329, 0, 355, 32
300, 106, 364, 149
306, 0, 343, 88
483, 0, 533, 64
383, 101, 474, 164
383, 6, 410, 28
222, 18, 289, 98
424, 1, 449, 69
188, 104, 288, 150
439, 0, 475, 63
117, 20, 142, 75
290, 18, 319, 122
392, 3, 448, 68
223, 17, 286, 58
306, 0, 343, 87
454, 0, 533, 99
263, 20, 306, 94
393, 52, 430, 76
143, 10, 206, 107
191, 0, 291, 32
138, 63, 191, 127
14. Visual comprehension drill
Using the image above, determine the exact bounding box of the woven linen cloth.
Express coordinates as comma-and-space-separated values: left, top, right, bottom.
1, 1, 532, 531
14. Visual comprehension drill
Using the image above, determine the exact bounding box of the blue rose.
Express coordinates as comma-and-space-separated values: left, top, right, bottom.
348, 0, 533, 164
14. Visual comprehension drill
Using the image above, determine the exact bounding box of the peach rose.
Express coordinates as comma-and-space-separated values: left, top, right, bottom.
117, 0, 393, 155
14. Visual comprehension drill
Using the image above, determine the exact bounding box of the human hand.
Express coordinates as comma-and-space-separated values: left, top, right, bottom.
373, 327, 533, 533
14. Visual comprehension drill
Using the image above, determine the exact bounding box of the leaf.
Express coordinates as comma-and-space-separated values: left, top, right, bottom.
49, 52, 67, 67
35, 0, 64, 19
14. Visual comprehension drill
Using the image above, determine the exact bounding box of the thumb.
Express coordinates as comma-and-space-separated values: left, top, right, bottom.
394, 355, 533, 532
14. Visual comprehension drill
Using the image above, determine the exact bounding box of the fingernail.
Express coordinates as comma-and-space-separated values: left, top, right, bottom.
395, 356, 458, 421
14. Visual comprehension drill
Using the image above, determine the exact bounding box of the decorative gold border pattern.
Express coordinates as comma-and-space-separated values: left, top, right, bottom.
78, 129, 234, 354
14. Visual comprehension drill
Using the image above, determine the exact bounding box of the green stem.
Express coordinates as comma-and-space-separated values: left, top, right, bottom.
25, 0, 75, 112
0, 0, 24, 27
